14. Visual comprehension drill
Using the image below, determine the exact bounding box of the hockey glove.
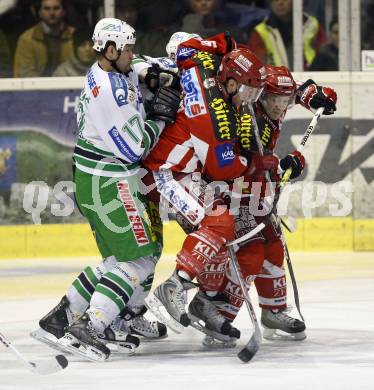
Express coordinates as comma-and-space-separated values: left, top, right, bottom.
247, 151, 279, 175
280, 151, 305, 179
297, 79, 337, 115
224, 31, 237, 53
144, 64, 180, 93
147, 86, 181, 124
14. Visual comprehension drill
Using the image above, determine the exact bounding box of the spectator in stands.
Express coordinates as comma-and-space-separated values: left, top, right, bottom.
309, 18, 338, 71
115, 0, 174, 57
13, 0, 74, 77
0, 29, 13, 77
63, 0, 103, 29
248, 0, 325, 70
53, 27, 95, 76
180, 0, 247, 42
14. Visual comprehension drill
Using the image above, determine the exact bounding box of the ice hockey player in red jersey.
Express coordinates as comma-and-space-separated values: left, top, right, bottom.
143, 34, 278, 341
199, 64, 337, 341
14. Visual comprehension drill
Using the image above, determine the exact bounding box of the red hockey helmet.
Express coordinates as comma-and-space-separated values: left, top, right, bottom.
264, 65, 296, 96
218, 48, 266, 102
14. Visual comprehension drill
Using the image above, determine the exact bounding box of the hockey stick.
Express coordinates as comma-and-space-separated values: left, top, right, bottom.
0, 331, 68, 375
226, 223, 266, 363
227, 235, 264, 363
283, 244, 304, 322
246, 104, 306, 327
281, 107, 324, 186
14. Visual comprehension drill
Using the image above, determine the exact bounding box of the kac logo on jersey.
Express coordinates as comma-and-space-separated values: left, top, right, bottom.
181, 68, 207, 118
109, 72, 128, 107
108, 126, 140, 163
215, 143, 235, 167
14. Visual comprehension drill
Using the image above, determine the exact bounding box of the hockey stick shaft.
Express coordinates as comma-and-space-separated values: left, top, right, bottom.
227, 245, 262, 362
228, 222, 266, 247
281, 107, 324, 185
0, 331, 68, 375
0, 331, 40, 374
283, 243, 304, 321
247, 103, 305, 322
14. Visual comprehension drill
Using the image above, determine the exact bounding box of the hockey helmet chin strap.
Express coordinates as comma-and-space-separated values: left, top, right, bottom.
102, 43, 130, 75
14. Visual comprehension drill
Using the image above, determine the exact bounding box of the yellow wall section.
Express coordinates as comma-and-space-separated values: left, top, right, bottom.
0, 218, 373, 259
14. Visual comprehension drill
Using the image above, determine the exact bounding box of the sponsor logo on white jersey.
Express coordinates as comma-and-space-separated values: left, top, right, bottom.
108, 126, 140, 162
117, 180, 150, 246
87, 68, 100, 97
109, 73, 128, 107
181, 68, 207, 118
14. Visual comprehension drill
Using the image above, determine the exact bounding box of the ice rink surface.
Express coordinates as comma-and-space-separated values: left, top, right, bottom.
0, 253, 373, 390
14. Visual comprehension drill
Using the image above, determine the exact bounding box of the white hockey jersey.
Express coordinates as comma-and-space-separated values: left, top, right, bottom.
75, 62, 163, 177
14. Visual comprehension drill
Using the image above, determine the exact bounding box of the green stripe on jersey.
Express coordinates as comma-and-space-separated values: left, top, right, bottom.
106, 272, 134, 297
72, 279, 91, 302
95, 285, 125, 311
73, 154, 137, 172
77, 138, 115, 157
84, 266, 100, 286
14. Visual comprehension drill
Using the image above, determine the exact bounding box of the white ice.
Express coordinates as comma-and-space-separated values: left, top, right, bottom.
0, 264, 373, 390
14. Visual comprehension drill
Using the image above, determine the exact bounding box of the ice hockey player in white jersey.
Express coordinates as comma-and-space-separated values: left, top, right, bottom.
32, 18, 181, 362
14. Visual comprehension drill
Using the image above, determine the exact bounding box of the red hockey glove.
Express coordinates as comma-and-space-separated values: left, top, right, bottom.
248, 151, 279, 175
280, 150, 305, 179
297, 79, 337, 115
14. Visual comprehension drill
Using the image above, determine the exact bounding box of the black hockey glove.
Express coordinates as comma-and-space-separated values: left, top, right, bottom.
144, 64, 161, 92
297, 79, 337, 115
224, 31, 237, 53
280, 151, 305, 179
144, 64, 180, 93
147, 86, 181, 124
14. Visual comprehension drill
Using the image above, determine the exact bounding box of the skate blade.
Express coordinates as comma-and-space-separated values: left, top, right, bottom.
202, 335, 237, 349
105, 342, 137, 355
144, 292, 184, 334
262, 326, 307, 341
30, 328, 71, 354
189, 314, 232, 343
58, 333, 109, 362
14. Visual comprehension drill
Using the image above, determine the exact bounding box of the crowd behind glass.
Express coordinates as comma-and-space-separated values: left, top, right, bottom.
0, 0, 373, 78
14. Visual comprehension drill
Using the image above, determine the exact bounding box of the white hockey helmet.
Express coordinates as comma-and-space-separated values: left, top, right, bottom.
92, 18, 136, 52
166, 31, 201, 59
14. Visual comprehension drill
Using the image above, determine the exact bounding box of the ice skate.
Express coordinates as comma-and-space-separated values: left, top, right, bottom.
122, 315, 167, 340
30, 295, 71, 353
188, 291, 241, 343
261, 308, 306, 341
59, 314, 110, 362
144, 271, 196, 334
98, 318, 140, 355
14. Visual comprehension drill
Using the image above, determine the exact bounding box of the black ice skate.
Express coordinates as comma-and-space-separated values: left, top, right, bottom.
59, 314, 110, 362
30, 295, 70, 353
188, 291, 241, 344
144, 271, 195, 334
261, 308, 306, 341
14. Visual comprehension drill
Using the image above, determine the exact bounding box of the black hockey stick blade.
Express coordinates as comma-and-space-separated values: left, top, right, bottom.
238, 337, 260, 363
